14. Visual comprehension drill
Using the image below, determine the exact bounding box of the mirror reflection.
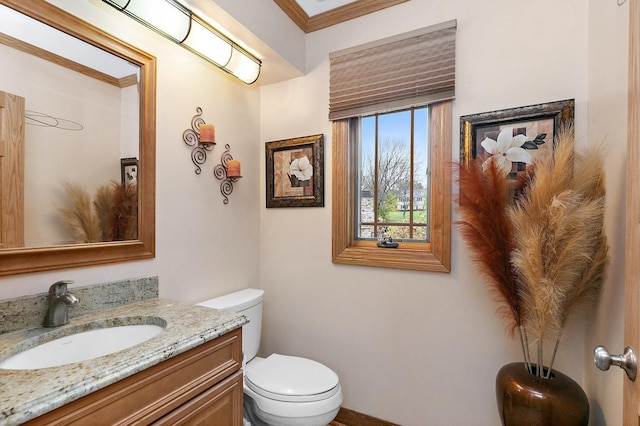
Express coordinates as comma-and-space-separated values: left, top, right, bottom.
0, 0, 155, 277
0, 3, 140, 248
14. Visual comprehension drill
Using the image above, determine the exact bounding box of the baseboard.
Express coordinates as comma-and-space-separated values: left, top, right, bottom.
334, 407, 400, 426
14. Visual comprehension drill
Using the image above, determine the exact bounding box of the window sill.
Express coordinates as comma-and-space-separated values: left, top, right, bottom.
332, 241, 450, 272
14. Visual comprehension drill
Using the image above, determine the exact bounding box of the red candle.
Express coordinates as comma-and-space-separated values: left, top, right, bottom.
227, 160, 241, 177
199, 123, 215, 144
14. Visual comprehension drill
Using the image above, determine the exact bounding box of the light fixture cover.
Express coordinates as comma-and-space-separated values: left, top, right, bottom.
104, 0, 191, 43
182, 16, 233, 67
102, 0, 261, 84
225, 47, 261, 84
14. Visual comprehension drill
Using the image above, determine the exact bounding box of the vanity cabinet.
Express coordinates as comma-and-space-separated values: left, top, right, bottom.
26, 328, 243, 426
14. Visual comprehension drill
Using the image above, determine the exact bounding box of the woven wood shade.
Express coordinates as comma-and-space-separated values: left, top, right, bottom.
329, 20, 456, 120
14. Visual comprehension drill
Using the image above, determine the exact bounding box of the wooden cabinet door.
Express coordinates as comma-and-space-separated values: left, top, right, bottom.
0, 89, 25, 248
152, 371, 243, 426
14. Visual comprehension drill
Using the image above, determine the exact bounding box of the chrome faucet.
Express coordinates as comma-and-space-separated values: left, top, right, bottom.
43, 280, 79, 327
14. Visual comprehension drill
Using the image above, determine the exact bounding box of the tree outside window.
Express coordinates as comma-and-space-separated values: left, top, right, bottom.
357, 107, 430, 242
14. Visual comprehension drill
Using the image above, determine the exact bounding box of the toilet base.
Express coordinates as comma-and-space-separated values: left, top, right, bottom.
243, 398, 267, 426
244, 394, 340, 426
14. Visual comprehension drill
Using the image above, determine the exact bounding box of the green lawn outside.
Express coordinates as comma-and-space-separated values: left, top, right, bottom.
385, 210, 427, 223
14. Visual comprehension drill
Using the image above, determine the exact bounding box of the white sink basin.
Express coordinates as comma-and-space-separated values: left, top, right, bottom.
0, 323, 164, 370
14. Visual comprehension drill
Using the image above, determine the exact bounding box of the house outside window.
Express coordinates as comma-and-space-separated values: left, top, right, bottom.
357, 107, 430, 243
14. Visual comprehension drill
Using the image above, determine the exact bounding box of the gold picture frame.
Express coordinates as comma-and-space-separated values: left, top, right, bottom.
460, 99, 575, 180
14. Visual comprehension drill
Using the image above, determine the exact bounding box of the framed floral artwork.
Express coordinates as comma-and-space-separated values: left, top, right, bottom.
120, 157, 138, 186
460, 99, 575, 179
265, 134, 324, 208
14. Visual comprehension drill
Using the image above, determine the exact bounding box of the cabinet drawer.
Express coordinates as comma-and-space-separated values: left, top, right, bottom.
152, 370, 243, 426
27, 328, 242, 426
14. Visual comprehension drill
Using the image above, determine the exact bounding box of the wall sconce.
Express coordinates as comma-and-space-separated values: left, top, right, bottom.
214, 144, 241, 204
183, 107, 215, 174
183, 107, 241, 203
102, 0, 261, 84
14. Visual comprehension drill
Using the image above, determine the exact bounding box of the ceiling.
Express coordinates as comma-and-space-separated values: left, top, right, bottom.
296, 0, 359, 16
274, 0, 410, 33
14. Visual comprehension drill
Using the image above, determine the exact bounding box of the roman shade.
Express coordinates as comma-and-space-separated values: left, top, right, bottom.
329, 19, 456, 120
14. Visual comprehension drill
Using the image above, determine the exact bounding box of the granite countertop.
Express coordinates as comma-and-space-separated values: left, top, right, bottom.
0, 298, 247, 425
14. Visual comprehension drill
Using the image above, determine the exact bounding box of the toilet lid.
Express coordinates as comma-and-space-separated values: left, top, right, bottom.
245, 354, 340, 402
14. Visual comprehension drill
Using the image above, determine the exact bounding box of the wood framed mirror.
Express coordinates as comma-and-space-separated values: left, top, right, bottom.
0, 0, 156, 276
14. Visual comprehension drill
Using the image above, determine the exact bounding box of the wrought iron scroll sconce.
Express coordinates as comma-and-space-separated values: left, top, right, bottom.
183, 107, 214, 175
214, 144, 241, 204
183, 107, 241, 204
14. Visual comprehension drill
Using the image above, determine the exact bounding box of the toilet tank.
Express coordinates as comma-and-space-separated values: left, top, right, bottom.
197, 288, 264, 363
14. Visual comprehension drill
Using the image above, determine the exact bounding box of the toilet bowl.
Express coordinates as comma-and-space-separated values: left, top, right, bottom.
244, 355, 342, 426
197, 289, 343, 426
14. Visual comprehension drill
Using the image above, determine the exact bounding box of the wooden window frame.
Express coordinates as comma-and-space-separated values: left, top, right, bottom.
332, 100, 451, 272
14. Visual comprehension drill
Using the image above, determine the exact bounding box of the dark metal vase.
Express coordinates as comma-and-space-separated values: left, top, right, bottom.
496, 362, 589, 426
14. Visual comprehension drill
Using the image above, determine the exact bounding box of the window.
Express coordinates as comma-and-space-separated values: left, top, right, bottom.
332, 101, 451, 272
329, 20, 455, 272
358, 107, 430, 242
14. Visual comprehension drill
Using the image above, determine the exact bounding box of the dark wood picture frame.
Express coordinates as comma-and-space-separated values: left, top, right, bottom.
265, 134, 324, 208
120, 157, 138, 186
460, 99, 575, 179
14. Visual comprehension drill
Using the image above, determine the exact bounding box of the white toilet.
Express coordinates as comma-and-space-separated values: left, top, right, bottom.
197, 289, 343, 426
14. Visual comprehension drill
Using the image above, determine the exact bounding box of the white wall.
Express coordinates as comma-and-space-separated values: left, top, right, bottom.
0, 0, 261, 305
259, 0, 627, 424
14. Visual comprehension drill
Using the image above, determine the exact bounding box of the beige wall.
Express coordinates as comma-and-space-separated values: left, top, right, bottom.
259, 0, 627, 424
0, 0, 629, 424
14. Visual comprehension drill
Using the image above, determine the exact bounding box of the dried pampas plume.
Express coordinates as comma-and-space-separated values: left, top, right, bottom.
107, 181, 138, 241
456, 124, 609, 377
59, 181, 138, 243
59, 182, 102, 243
456, 159, 520, 335
509, 125, 608, 374
94, 184, 113, 240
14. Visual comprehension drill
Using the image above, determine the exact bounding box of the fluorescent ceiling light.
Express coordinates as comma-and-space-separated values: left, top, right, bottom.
102, 0, 261, 84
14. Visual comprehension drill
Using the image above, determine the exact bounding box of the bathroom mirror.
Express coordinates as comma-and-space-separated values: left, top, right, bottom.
0, 0, 156, 276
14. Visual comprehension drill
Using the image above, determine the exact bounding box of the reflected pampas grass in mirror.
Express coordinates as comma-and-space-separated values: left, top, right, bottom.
59, 182, 102, 243
109, 181, 137, 241
94, 184, 112, 241
60, 181, 138, 243
457, 126, 609, 378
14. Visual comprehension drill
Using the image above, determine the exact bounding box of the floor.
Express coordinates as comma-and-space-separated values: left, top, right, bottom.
329, 408, 399, 426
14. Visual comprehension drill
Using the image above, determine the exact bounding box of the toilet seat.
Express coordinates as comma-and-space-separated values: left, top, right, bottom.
245, 354, 340, 403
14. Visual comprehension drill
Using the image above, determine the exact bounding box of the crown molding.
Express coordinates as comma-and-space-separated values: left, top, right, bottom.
273, 0, 409, 33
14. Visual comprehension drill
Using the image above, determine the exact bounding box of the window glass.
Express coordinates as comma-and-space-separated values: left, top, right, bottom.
356, 107, 429, 242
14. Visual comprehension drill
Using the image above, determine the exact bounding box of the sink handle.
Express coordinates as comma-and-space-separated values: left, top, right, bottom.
43, 280, 78, 327
49, 280, 74, 297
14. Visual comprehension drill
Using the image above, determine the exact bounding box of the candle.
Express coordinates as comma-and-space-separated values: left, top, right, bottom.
199, 123, 215, 144
227, 159, 241, 177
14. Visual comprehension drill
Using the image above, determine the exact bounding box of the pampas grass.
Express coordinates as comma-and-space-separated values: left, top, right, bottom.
59, 182, 102, 243
59, 181, 138, 243
94, 184, 112, 241
456, 158, 521, 335
457, 126, 609, 378
108, 181, 137, 241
